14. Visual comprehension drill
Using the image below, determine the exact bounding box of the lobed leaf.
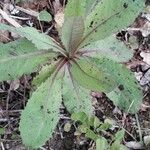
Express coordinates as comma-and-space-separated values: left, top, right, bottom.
19, 76, 62, 148
80, 35, 133, 62
81, 0, 145, 46
0, 39, 55, 81
71, 58, 117, 93
63, 67, 93, 115
90, 57, 143, 114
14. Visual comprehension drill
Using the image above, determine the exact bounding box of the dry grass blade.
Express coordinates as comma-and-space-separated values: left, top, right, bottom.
0, 9, 21, 27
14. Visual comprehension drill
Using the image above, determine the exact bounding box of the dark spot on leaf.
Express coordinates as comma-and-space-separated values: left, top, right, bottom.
123, 3, 128, 8
94, 29, 97, 32
9, 50, 18, 56
47, 109, 51, 114
118, 85, 124, 91
89, 21, 94, 28
114, 91, 118, 94
40, 105, 44, 109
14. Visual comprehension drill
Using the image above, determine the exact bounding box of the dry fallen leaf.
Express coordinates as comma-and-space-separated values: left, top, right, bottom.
140, 103, 150, 111
53, 0, 64, 30
140, 52, 150, 66
134, 72, 143, 82
140, 21, 150, 37
54, 11, 64, 29
143, 13, 150, 21
0, 16, 9, 42
125, 141, 144, 149
9, 79, 20, 91
144, 135, 150, 145
140, 69, 150, 86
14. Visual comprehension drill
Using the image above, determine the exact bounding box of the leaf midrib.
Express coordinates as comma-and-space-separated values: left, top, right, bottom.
0, 50, 53, 63
76, 3, 130, 51
73, 59, 105, 84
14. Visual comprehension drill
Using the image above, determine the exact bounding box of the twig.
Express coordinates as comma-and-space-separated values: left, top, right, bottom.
48, 0, 54, 13
0, 139, 21, 142
115, 115, 137, 141
135, 114, 143, 144
0, 118, 9, 122
0, 142, 5, 150
59, 115, 70, 120
127, 27, 140, 32
15, 6, 39, 17
63, 0, 66, 8
10, 15, 30, 20
0, 110, 22, 113
45, 24, 54, 34
0, 8, 21, 27
40, 147, 47, 150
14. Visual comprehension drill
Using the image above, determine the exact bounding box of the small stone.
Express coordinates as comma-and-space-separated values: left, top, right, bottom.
140, 69, 150, 86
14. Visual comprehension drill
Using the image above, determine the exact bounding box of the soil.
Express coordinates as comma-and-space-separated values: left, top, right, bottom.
0, 0, 150, 150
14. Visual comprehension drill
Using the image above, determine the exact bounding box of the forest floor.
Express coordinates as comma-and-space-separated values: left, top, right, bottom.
0, 0, 150, 150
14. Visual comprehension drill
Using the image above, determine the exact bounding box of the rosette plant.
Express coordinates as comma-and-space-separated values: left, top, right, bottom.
0, 0, 145, 148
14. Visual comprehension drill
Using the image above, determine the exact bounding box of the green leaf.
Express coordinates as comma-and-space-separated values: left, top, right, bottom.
64, 0, 86, 17
80, 35, 133, 62
87, 116, 95, 127
111, 141, 127, 150
32, 62, 56, 87
71, 112, 88, 123
90, 57, 143, 114
71, 58, 117, 93
62, 0, 102, 51
0, 39, 55, 81
85, 128, 99, 141
64, 0, 100, 18
115, 129, 125, 142
38, 10, 52, 22
0, 24, 62, 52
93, 116, 101, 129
96, 137, 109, 150
85, 0, 101, 16
78, 124, 88, 133
63, 68, 93, 115
61, 0, 85, 51
19, 76, 62, 148
0, 128, 5, 135
99, 122, 111, 131
61, 17, 84, 51
81, 0, 145, 46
